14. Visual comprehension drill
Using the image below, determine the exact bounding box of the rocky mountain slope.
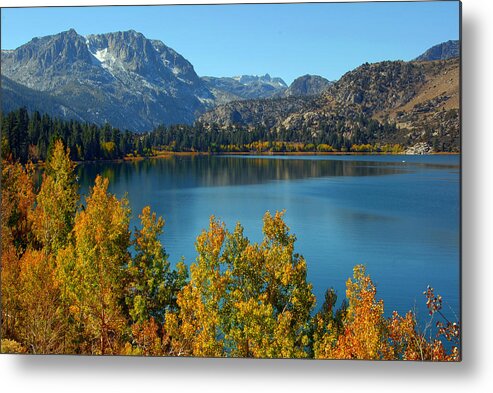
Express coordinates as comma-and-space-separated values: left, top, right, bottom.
201, 74, 287, 104
414, 40, 459, 61
200, 57, 460, 151
1, 29, 296, 131
1, 75, 85, 121
199, 95, 320, 129
283, 74, 332, 97
1, 29, 216, 131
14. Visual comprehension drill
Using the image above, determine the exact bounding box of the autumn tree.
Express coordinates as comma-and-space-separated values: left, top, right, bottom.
123, 317, 164, 356
314, 265, 391, 360
1, 160, 36, 252
125, 206, 188, 325
8, 140, 79, 354
1, 160, 36, 340
310, 288, 347, 357
387, 286, 460, 361
1, 144, 74, 353
17, 249, 65, 354
30, 139, 78, 253
0, 339, 27, 354
220, 212, 315, 358
164, 211, 315, 358
57, 175, 131, 354
313, 266, 461, 361
164, 217, 228, 357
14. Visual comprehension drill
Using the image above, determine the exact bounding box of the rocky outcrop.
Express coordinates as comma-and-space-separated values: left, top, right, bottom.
199, 96, 319, 128
414, 40, 459, 62
404, 142, 434, 155
283, 75, 332, 97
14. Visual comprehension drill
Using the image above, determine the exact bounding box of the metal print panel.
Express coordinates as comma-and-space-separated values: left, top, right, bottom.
0, 1, 461, 360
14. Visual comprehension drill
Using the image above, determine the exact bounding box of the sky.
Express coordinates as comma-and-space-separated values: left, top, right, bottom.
0, 1, 460, 84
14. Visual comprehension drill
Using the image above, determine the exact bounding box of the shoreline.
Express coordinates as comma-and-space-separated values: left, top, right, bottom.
30, 150, 460, 167
124, 150, 460, 161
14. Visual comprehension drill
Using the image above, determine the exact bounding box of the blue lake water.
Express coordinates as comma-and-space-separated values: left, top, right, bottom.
77, 154, 460, 327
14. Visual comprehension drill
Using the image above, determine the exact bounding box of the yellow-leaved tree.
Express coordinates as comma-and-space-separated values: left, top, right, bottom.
30, 139, 78, 253
123, 206, 188, 356
163, 217, 228, 357
17, 249, 64, 354
164, 211, 315, 358
0, 160, 36, 342
57, 175, 130, 354
314, 265, 392, 360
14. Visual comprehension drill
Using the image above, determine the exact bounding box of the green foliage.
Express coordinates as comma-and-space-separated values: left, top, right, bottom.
31, 140, 78, 252
125, 206, 188, 325
0, 109, 135, 162
1, 108, 412, 160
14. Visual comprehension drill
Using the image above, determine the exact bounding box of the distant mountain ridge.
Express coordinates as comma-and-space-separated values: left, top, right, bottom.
414, 40, 459, 61
234, 74, 286, 87
1, 29, 302, 130
1, 33, 459, 151
200, 57, 460, 152
201, 74, 288, 104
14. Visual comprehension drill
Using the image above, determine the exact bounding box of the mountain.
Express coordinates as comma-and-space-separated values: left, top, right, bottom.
414, 40, 460, 61
202, 74, 287, 104
198, 95, 320, 129
1, 29, 214, 131
2, 32, 460, 151
200, 57, 460, 152
283, 75, 332, 97
199, 73, 332, 118
202, 73, 332, 103
1, 29, 293, 130
1, 75, 84, 121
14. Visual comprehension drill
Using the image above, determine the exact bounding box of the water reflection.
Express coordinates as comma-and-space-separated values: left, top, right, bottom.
72, 154, 460, 330
77, 155, 419, 191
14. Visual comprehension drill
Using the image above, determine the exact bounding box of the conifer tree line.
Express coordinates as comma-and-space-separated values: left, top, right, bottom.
1, 108, 404, 163
1, 141, 460, 359
1, 107, 140, 162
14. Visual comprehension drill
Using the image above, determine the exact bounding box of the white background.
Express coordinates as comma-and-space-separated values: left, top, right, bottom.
1, 0, 491, 392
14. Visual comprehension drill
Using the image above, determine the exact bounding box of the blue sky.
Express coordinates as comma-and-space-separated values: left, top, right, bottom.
1, 2, 460, 84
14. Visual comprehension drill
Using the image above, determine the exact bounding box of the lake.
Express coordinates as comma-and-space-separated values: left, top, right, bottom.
76, 154, 460, 327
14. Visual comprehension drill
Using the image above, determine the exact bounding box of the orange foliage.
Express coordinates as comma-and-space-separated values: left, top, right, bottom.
1, 148, 460, 359
125, 318, 164, 356
1, 160, 36, 340
315, 265, 391, 360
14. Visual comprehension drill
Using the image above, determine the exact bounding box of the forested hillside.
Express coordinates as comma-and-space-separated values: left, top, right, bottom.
200, 58, 460, 152
1, 108, 139, 162
1, 108, 405, 164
